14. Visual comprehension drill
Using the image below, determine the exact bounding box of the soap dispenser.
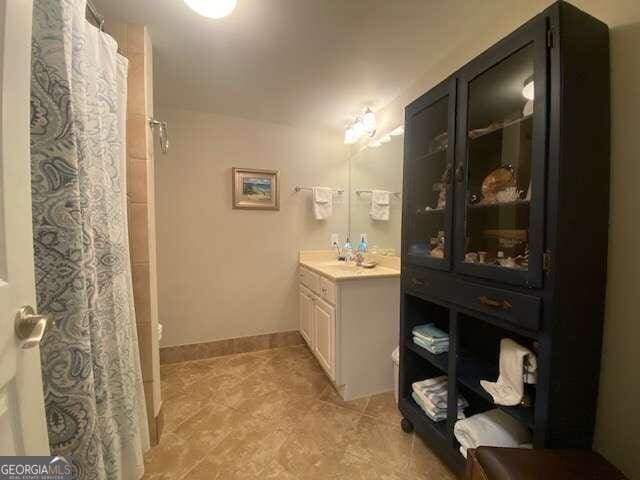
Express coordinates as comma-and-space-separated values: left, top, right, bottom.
344, 237, 353, 261
357, 234, 368, 253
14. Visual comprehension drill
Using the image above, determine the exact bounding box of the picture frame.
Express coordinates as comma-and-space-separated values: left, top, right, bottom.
232, 167, 280, 210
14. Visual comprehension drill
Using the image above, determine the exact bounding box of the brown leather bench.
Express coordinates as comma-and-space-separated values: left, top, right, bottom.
466, 447, 628, 480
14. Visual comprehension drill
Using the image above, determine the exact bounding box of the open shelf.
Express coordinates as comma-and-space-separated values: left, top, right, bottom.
456, 350, 535, 428
400, 395, 448, 439
406, 340, 449, 374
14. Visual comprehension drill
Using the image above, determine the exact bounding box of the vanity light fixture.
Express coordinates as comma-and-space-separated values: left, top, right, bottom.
344, 125, 358, 145
390, 125, 404, 136
184, 0, 237, 19
522, 76, 535, 101
343, 108, 377, 144
362, 108, 377, 137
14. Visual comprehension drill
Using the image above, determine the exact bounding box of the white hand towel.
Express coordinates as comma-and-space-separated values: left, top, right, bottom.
480, 338, 538, 406
312, 187, 333, 220
454, 409, 532, 457
369, 190, 390, 221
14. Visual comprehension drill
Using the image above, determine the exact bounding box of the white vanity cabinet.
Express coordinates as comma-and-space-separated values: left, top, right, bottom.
298, 286, 315, 347
298, 263, 399, 400
298, 268, 336, 380
312, 297, 335, 379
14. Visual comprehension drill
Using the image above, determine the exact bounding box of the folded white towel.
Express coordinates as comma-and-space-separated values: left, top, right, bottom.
312, 187, 333, 220
480, 338, 538, 406
369, 190, 390, 221
413, 381, 469, 410
412, 391, 465, 422
454, 409, 532, 457
413, 376, 447, 390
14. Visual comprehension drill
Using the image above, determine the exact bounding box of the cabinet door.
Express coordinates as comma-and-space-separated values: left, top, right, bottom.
402, 77, 456, 271
454, 17, 548, 288
313, 299, 335, 380
299, 287, 314, 348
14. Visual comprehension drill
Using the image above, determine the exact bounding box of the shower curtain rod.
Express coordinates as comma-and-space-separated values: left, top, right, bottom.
86, 0, 105, 31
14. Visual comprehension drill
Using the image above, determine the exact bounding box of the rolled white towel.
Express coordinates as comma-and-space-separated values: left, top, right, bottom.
454, 409, 531, 455
480, 338, 538, 406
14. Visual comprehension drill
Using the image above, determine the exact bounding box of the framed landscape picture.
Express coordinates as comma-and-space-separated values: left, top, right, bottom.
232, 167, 280, 210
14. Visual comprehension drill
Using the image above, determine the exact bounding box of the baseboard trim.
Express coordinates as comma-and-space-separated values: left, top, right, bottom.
160, 330, 303, 364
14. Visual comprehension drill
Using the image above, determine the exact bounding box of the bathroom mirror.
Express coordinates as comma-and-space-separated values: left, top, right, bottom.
348, 134, 404, 255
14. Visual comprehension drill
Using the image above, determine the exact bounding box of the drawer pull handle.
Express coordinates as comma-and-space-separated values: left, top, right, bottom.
479, 295, 513, 310
321, 287, 327, 294
411, 278, 427, 287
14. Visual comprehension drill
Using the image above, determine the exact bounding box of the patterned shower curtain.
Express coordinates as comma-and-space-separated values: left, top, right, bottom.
30, 0, 150, 478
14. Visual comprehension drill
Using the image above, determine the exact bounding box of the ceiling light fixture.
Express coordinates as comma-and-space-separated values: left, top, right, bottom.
184, 0, 237, 19
522, 76, 535, 101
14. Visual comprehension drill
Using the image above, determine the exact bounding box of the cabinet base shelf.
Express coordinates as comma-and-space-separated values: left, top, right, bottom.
399, 396, 466, 475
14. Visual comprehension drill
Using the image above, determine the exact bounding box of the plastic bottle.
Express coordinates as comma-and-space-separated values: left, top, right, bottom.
344, 237, 353, 261
357, 234, 368, 253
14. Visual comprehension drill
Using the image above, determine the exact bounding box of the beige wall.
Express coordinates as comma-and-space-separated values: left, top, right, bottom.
594, 20, 640, 478
156, 108, 347, 347
368, 2, 639, 476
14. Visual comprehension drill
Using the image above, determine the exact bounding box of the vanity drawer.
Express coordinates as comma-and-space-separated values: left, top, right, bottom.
455, 282, 541, 332
299, 267, 320, 293
319, 276, 336, 305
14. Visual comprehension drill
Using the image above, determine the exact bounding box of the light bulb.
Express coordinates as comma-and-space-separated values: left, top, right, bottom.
362, 108, 376, 136
184, 0, 237, 19
390, 125, 404, 136
344, 126, 357, 145
522, 80, 534, 101
369, 140, 382, 148
351, 119, 365, 139
380, 134, 392, 144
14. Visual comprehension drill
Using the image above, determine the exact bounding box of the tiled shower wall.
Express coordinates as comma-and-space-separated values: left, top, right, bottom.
104, 20, 163, 446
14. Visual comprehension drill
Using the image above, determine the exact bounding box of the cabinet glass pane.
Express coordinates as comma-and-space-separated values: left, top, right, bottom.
407, 96, 451, 261
464, 44, 534, 271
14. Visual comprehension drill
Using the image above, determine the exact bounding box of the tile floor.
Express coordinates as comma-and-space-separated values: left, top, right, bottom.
144, 344, 456, 479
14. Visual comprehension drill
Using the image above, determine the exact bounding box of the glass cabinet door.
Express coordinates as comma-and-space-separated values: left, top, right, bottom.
402, 79, 456, 270
454, 20, 547, 287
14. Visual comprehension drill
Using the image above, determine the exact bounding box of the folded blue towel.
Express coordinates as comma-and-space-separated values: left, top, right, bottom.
414, 336, 449, 354
412, 323, 448, 341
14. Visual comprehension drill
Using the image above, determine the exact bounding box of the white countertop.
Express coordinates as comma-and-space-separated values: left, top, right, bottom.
299, 251, 400, 282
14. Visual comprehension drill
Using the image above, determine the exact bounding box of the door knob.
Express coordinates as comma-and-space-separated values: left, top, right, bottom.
14, 305, 55, 349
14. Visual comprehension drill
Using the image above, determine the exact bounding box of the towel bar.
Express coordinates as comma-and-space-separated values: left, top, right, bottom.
294, 186, 344, 194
